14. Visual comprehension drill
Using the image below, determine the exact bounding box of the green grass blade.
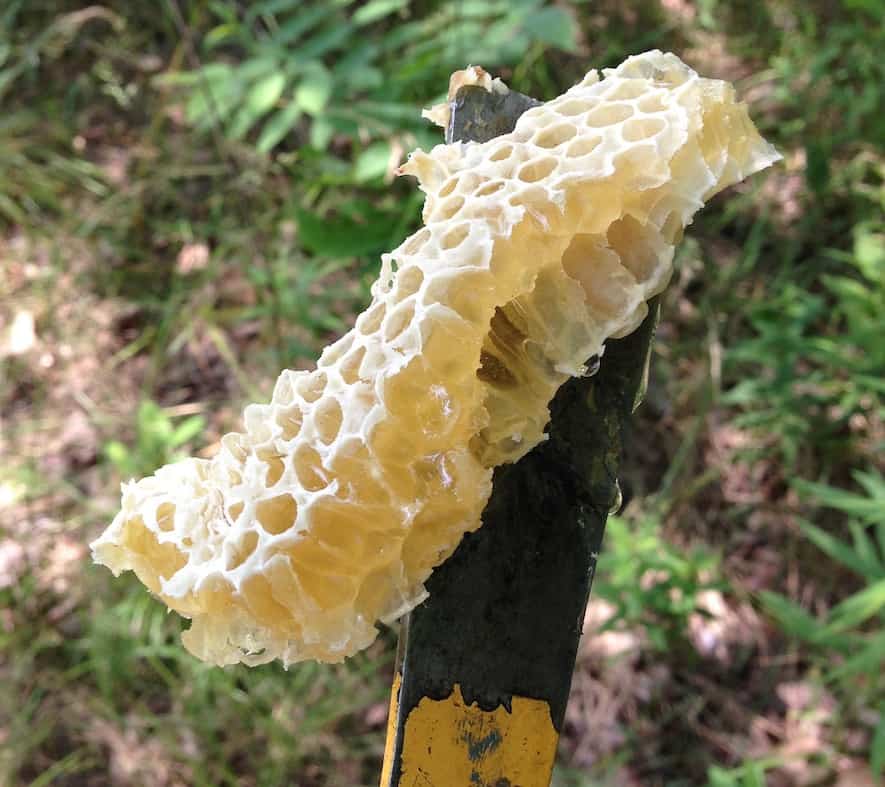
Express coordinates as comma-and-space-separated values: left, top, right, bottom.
823, 578, 885, 634
799, 517, 881, 579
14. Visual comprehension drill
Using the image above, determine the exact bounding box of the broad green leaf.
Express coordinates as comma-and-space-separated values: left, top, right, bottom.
137, 400, 164, 429
256, 102, 303, 152
707, 767, 737, 787
227, 106, 262, 140
274, 5, 337, 45
353, 141, 391, 183
297, 23, 354, 60
295, 201, 403, 258
353, 0, 408, 26
170, 416, 206, 449
345, 66, 383, 91
245, 0, 301, 25
235, 56, 281, 82
746, 763, 767, 787
227, 71, 287, 139
185, 78, 243, 127
456, 0, 516, 18
247, 71, 288, 112
104, 441, 130, 473
523, 6, 579, 52
294, 64, 333, 115
157, 61, 232, 89
309, 116, 334, 150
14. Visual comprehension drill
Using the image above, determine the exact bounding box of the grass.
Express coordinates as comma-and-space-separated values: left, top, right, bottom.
1, 1, 883, 785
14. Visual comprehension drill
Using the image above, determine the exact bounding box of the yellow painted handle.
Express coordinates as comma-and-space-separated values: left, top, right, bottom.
381, 674, 559, 787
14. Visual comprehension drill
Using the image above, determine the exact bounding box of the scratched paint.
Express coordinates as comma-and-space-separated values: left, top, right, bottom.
397, 684, 558, 787
380, 671, 402, 786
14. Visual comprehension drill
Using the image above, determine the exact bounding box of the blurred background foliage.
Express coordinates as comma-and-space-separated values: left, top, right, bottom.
0, 1, 882, 785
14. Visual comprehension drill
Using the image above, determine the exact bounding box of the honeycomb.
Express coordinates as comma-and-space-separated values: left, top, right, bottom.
91, 51, 780, 666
